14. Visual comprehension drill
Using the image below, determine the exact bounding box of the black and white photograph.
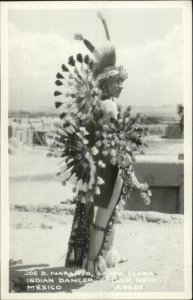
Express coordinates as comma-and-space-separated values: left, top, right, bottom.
1, 1, 192, 299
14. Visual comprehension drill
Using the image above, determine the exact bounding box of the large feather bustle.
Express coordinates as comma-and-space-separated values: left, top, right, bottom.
93, 42, 116, 78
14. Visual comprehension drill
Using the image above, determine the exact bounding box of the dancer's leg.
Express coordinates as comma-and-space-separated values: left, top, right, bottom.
87, 173, 123, 275
103, 224, 127, 266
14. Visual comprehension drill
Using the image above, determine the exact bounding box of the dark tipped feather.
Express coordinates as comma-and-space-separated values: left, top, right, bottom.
55, 80, 63, 86
84, 55, 90, 64
54, 91, 62, 96
56, 72, 64, 79
55, 101, 63, 109
68, 56, 75, 67
60, 112, 67, 119
61, 64, 69, 72
76, 53, 83, 63
83, 39, 95, 54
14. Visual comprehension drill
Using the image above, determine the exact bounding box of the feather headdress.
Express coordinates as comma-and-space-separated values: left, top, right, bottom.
74, 11, 127, 83
54, 12, 127, 122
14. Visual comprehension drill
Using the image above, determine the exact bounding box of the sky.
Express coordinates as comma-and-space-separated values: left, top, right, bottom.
8, 6, 183, 111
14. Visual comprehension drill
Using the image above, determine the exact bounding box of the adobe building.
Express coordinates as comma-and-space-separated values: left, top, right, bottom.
125, 156, 184, 214
165, 124, 184, 139
8, 119, 51, 146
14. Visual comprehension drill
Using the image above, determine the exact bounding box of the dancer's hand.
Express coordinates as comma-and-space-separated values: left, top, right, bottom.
117, 153, 130, 168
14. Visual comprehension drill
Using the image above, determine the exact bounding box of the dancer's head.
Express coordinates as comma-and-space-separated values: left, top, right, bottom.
98, 75, 124, 99
74, 11, 128, 99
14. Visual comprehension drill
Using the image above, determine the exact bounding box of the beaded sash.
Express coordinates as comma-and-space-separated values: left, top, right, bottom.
65, 200, 94, 268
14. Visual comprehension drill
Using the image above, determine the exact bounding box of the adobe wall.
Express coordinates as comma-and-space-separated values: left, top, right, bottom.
124, 156, 184, 214
165, 124, 183, 139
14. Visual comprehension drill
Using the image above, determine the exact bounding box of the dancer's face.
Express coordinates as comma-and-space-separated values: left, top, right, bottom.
107, 77, 123, 98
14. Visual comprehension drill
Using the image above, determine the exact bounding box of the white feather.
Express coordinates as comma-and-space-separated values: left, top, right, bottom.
100, 100, 118, 119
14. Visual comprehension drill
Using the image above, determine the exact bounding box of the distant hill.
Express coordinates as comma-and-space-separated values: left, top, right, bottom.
9, 105, 179, 122
130, 105, 178, 118
8, 110, 59, 118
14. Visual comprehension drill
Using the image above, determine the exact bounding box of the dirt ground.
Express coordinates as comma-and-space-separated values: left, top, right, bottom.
10, 210, 184, 293
9, 148, 184, 294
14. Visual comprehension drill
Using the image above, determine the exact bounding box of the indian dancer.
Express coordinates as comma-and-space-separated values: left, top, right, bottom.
52, 12, 151, 278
